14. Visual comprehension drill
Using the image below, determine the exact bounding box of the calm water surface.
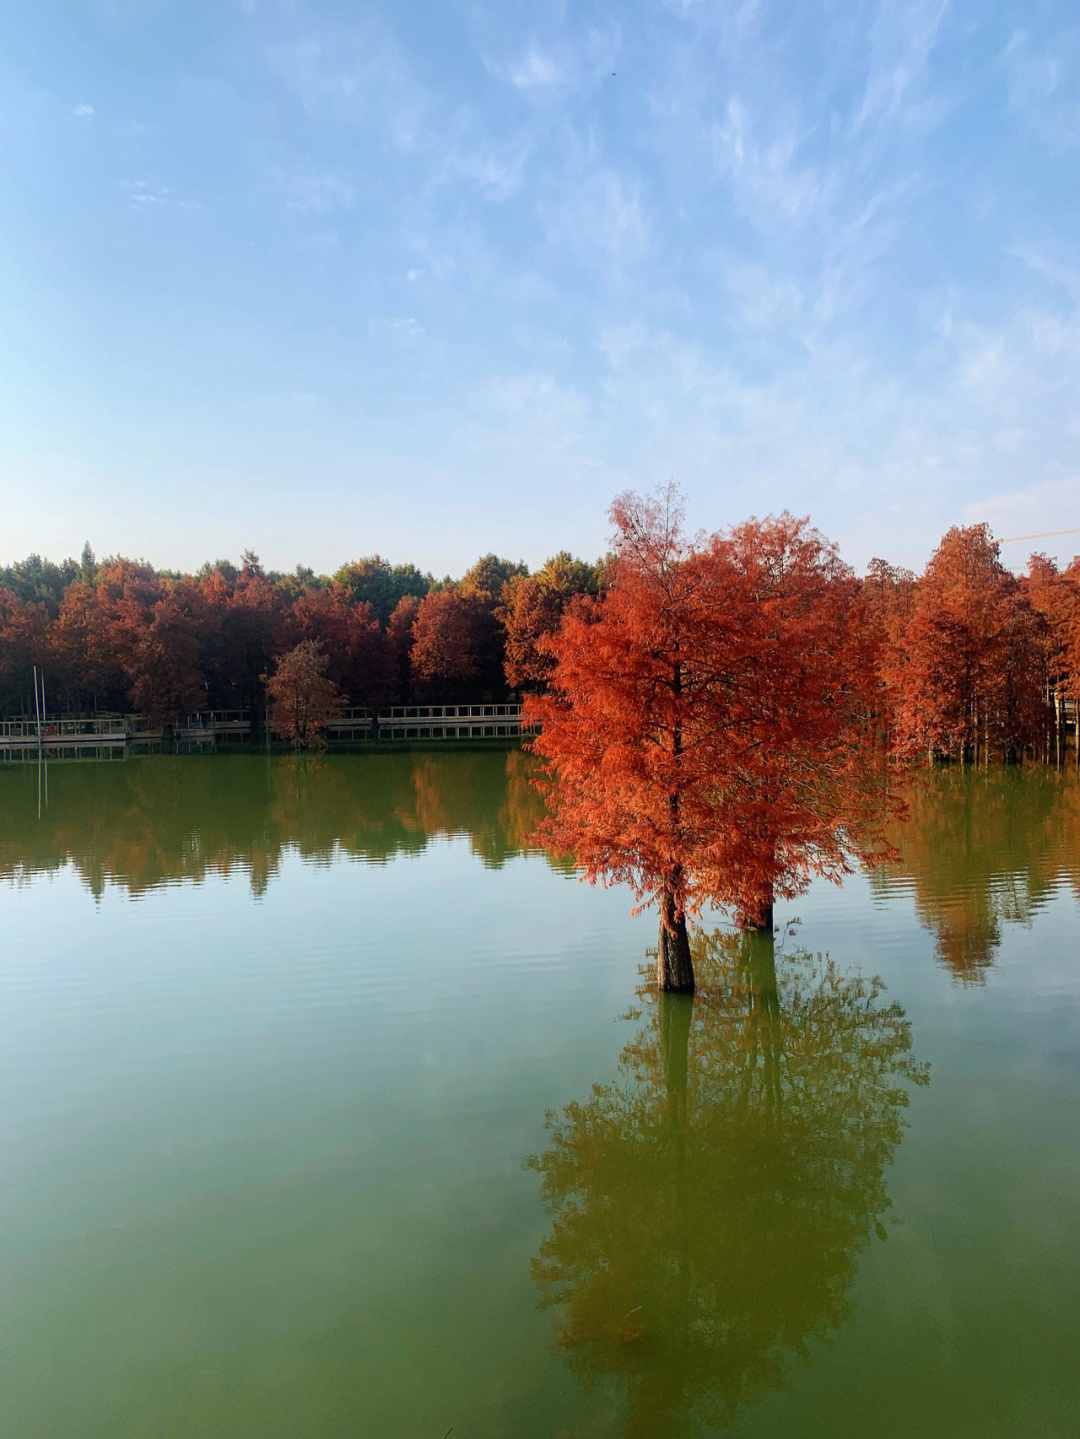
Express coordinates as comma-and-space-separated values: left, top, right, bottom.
1, 750, 1078, 1438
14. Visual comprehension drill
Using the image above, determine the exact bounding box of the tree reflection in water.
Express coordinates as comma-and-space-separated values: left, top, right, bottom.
527, 932, 929, 1437
5, 755, 1079, 980
0, 747, 548, 896
871, 766, 1080, 981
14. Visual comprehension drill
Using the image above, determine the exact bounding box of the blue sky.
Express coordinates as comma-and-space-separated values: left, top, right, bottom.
3, 0, 1078, 577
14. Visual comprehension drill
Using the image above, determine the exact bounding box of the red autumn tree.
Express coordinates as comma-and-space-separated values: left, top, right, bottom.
859, 558, 917, 746
0, 588, 50, 716
499, 553, 601, 692
884, 526, 1047, 762
705, 513, 891, 929
50, 579, 126, 712
385, 594, 422, 704
410, 586, 501, 703
286, 586, 388, 708
93, 560, 206, 724
1025, 554, 1080, 757
526, 490, 894, 992
93, 558, 161, 671
126, 579, 208, 724
266, 639, 344, 750
200, 553, 286, 728
1064, 558, 1080, 745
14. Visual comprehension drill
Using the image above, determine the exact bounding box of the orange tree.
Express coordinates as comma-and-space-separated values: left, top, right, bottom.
266, 639, 344, 750
883, 526, 1047, 763
525, 489, 894, 991
409, 586, 502, 702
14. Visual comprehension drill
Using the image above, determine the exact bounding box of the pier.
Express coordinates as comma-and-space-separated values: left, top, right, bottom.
326, 703, 531, 741
1, 703, 535, 756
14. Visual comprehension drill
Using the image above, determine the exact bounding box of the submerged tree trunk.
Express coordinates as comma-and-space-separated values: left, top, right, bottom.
739, 929, 782, 1122
741, 929, 780, 1019
658, 990, 694, 1123
657, 885, 695, 992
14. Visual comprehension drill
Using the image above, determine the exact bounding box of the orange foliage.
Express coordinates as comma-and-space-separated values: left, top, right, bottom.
287, 587, 387, 707
266, 639, 344, 749
499, 554, 598, 692
50, 580, 125, 710
526, 489, 895, 959
385, 594, 422, 704
409, 586, 501, 701
91, 561, 205, 723
0, 587, 50, 706
1025, 554, 1080, 720
883, 526, 1047, 760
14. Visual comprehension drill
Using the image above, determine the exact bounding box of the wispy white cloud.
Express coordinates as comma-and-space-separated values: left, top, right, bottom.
852, 0, 951, 133
1009, 247, 1080, 304
485, 22, 619, 100
596, 323, 649, 371
435, 132, 532, 202
272, 166, 355, 213
1004, 26, 1080, 150
504, 43, 565, 90
710, 97, 838, 225
266, 21, 426, 145
721, 257, 804, 331
74, 103, 94, 116
479, 370, 588, 420
119, 177, 171, 208
369, 315, 423, 340
457, 371, 602, 524
540, 165, 651, 266
268, 23, 531, 207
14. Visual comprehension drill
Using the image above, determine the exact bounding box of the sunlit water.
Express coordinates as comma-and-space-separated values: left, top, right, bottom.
2, 750, 1078, 1438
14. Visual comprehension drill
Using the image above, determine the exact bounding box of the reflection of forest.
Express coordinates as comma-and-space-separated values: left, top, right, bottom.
871, 767, 1080, 981
0, 749, 547, 897
6, 757, 1079, 971
528, 934, 928, 1438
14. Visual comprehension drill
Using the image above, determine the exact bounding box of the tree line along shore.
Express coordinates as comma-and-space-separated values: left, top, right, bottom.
1, 518, 1079, 765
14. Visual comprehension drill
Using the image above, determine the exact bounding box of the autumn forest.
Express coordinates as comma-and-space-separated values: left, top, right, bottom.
2, 514, 1079, 767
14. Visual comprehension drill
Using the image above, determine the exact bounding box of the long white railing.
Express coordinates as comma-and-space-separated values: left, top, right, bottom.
325, 703, 536, 739
1, 702, 535, 750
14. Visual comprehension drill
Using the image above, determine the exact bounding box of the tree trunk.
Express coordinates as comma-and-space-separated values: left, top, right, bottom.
748, 880, 774, 935
657, 888, 695, 992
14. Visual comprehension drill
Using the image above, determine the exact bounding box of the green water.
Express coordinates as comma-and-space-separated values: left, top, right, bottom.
1, 751, 1078, 1438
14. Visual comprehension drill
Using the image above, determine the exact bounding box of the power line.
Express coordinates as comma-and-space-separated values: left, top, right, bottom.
999, 527, 1080, 544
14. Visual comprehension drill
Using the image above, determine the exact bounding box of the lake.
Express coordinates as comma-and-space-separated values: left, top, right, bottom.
2, 749, 1078, 1438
